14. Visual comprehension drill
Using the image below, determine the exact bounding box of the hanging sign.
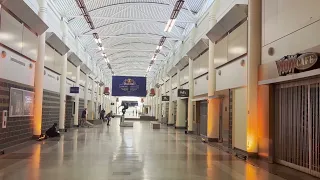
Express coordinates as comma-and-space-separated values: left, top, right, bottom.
112, 76, 147, 97
177, 89, 189, 97
104, 87, 110, 95
70, 87, 80, 94
276, 53, 320, 76
162, 96, 170, 101
149, 88, 156, 96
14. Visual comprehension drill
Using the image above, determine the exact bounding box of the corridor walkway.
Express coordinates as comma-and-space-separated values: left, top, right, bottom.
0, 119, 312, 180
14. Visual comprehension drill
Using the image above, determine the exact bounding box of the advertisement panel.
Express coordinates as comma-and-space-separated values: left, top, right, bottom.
112, 76, 147, 97
9, 88, 34, 117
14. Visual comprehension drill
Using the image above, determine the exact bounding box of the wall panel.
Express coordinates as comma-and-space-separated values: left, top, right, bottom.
263, 0, 320, 46
0, 46, 35, 87
216, 57, 247, 91
0, 78, 34, 150
234, 87, 247, 151
172, 75, 178, 89
180, 65, 189, 85
43, 68, 60, 93
194, 75, 208, 96
227, 22, 248, 61
193, 51, 209, 78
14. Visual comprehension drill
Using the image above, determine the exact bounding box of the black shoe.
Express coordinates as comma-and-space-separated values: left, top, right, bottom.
107, 124, 110, 126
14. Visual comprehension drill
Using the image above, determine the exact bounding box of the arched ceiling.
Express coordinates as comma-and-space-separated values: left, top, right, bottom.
52, 0, 209, 85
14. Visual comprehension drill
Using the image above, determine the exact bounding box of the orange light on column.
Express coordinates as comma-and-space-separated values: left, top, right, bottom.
33, 88, 43, 136
28, 144, 41, 180
207, 98, 220, 139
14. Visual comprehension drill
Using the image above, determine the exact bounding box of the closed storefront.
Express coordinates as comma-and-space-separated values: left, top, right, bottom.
199, 100, 207, 138
274, 78, 320, 177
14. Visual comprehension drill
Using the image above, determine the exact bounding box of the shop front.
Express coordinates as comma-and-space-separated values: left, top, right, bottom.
260, 52, 320, 177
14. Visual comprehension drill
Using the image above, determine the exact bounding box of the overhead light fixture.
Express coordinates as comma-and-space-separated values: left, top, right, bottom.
101, 46, 105, 51
97, 38, 102, 44
156, 45, 163, 50
164, 19, 176, 32
151, 54, 157, 61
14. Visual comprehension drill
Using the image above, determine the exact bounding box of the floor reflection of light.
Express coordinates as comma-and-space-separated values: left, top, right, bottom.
245, 164, 258, 179
28, 144, 41, 180
206, 146, 213, 177
73, 129, 78, 160
58, 136, 64, 166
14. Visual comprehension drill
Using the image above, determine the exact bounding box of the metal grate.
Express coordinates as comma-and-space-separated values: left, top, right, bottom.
275, 79, 320, 177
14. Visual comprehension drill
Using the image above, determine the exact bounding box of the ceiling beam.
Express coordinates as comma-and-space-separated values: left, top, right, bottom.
67, 15, 195, 23
79, 34, 181, 41
91, 48, 170, 52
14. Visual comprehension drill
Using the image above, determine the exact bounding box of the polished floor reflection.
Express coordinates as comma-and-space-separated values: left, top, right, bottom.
0, 119, 313, 180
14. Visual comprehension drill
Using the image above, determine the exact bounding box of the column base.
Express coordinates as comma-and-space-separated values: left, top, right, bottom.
32, 135, 41, 139
185, 130, 194, 134
59, 129, 68, 132
175, 126, 186, 129
234, 147, 258, 160
201, 135, 219, 143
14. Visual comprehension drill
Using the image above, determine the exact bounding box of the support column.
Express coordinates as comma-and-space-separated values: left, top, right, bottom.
246, 0, 262, 154
34, 0, 47, 136
207, 0, 220, 142
176, 69, 186, 128
100, 85, 103, 110
159, 86, 162, 122
90, 78, 94, 119
74, 65, 80, 126
58, 19, 68, 130
84, 74, 89, 109
152, 96, 155, 117
168, 77, 174, 125
96, 82, 99, 118
187, 58, 194, 132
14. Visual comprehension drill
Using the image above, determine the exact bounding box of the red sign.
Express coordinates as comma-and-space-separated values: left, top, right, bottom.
150, 88, 156, 96
104, 87, 110, 95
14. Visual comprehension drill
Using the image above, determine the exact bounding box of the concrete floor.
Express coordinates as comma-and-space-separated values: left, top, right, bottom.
0, 119, 316, 180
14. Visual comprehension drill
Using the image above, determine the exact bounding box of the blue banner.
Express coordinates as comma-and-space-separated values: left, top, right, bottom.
112, 76, 147, 97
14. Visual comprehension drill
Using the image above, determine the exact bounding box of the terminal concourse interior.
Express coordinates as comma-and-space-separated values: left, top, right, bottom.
1, 0, 320, 179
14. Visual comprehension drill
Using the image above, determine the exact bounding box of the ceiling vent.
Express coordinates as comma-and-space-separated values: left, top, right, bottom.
187, 38, 209, 60
67, 52, 82, 67
0, 0, 48, 35
46, 32, 69, 56
175, 56, 189, 70
206, 4, 248, 43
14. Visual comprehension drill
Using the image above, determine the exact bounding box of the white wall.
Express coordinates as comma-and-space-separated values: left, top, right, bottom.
44, 44, 64, 74
0, 46, 35, 86
193, 51, 209, 78
262, 0, 320, 65
79, 86, 85, 99
194, 75, 208, 96
216, 57, 247, 91
234, 87, 247, 151
172, 75, 178, 89
171, 88, 177, 101
165, 80, 170, 93
43, 68, 60, 93
0, 10, 38, 61
180, 65, 189, 85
